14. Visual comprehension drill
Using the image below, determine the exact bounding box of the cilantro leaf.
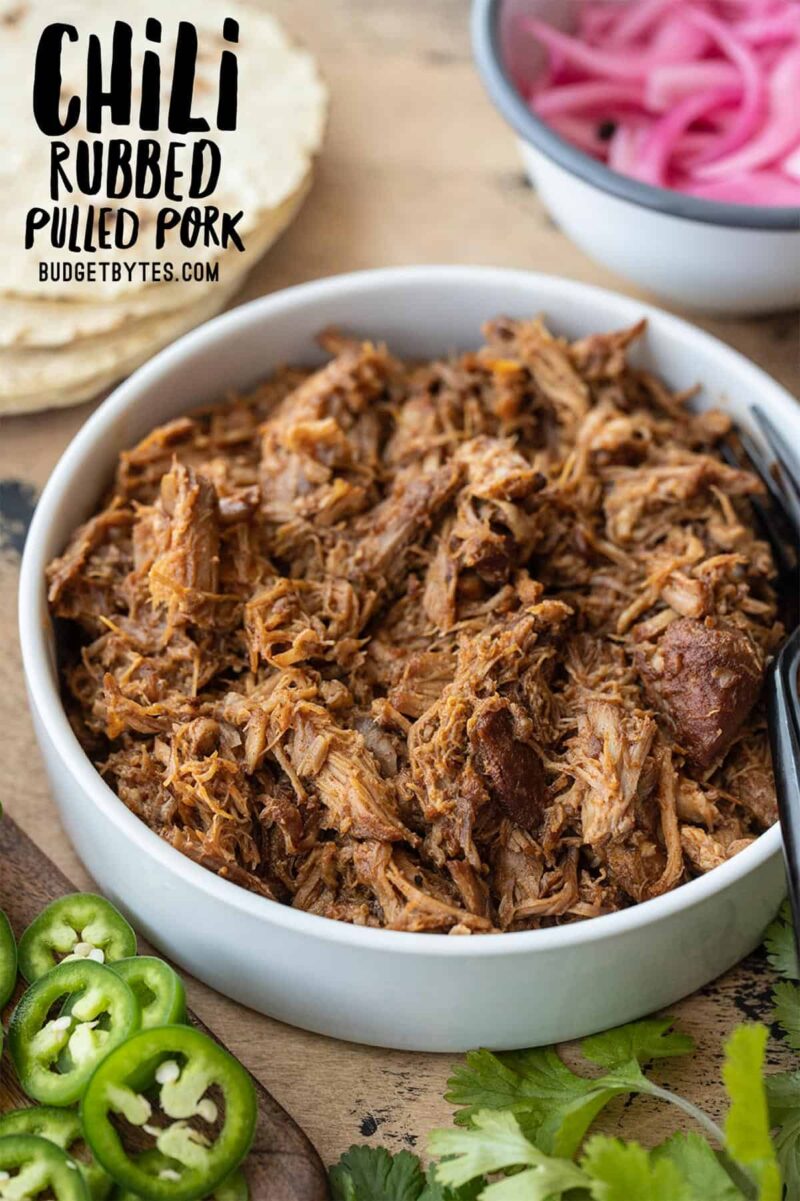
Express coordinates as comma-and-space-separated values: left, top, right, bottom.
329, 1146, 425, 1201
445, 1048, 548, 1122
653, 1133, 745, 1200
722, 1025, 782, 1201
429, 1110, 587, 1194
535, 1087, 627, 1161
536, 1057, 674, 1160
581, 1017, 694, 1069
764, 900, 799, 981
773, 980, 800, 1053
766, 1068, 800, 1123
430, 1109, 545, 1182
448, 1046, 594, 1118
446, 1046, 612, 1156
766, 1072, 800, 1198
446, 1024, 693, 1161
479, 1167, 591, 1200
418, 1165, 485, 1201
580, 1136, 691, 1200
772, 1110, 800, 1199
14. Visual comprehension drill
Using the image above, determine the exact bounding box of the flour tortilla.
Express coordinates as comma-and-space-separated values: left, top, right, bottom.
0, 271, 244, 414
0, 179, 310, 349
0, 0, 327, 299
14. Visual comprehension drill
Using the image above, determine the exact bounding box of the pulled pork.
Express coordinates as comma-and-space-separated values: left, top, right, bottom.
48, 318, 782, 933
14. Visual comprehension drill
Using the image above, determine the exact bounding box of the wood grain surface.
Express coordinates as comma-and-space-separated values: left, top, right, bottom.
0, 0, 798, 1173
0, 817, 329, 1201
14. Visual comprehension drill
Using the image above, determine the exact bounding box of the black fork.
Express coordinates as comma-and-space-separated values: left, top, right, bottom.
726, 406, 800, 970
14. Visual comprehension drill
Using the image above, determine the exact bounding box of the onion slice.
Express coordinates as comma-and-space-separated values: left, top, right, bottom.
533, 81, 645, 118
522, 17, 702, 81
606, 0, 678, 45
782, 143, 800, 179
694, 44, 800, 177
735, 9, 800, 45
683, 8, 768, 166
645, 60, 741, 109
608, 122, 651, 173
633, 86, 742, 185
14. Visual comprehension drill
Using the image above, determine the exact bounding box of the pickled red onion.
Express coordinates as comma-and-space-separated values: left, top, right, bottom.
645, 61, 741, 109
608, 123, 651, 173
695, 44, 800, 175
783, 144, 800, 178
632, 86, 742, 185
520, 0, 800, 206
606, 0, 678, 45
682, 9, 767, 164
533, 81, 645, 118
735, 9, 800, 42
523, 17, 701, 80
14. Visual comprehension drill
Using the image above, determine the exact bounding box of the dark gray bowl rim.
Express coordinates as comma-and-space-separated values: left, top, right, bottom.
472, 0, 800, 232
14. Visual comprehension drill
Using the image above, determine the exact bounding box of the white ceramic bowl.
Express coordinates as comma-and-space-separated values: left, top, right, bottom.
20, 267, 789, 1052
472, 0, 800, 316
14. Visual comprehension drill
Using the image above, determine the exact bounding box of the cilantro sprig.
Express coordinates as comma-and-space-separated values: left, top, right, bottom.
329, 903, 800, 1201
445, 1016, 718, 1157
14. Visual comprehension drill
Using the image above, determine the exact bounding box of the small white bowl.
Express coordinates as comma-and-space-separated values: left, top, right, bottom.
20, 267, 789, 1051
472, 0, 800, 315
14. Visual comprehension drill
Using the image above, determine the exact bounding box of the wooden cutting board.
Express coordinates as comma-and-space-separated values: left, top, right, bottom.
0, 815, 330, 1201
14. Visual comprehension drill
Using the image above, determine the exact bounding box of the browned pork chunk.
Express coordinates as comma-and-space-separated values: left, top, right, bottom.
469, 701, 547, 832
148, 463, 221, 629
637, 617, 764, 768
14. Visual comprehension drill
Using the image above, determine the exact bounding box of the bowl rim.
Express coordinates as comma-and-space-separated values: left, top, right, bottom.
471, 0, 800, 233
19, 264, 786, 960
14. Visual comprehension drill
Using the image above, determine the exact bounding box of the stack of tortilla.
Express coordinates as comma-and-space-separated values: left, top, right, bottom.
0, 0, 327, 414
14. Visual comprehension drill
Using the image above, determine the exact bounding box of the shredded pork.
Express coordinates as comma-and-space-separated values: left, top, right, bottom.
47, 318, 782, 933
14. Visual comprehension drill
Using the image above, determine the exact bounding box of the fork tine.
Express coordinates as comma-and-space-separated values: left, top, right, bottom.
751, 404, 800, 538
768, 636, 800, 966
739, 426, 791, 512
721, 434, 797, 583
